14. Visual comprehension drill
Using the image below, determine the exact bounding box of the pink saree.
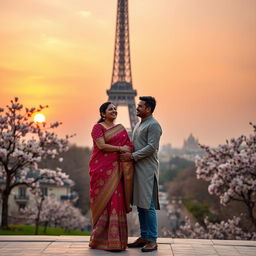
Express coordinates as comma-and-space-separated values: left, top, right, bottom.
89, 123, 133, 250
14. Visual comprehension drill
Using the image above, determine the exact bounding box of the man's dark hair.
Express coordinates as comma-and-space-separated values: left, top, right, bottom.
139, 96, 156, 113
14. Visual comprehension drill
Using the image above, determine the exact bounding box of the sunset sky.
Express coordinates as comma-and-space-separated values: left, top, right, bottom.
0, 0, 255, 148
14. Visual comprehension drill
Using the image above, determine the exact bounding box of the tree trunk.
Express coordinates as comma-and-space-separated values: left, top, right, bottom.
34, 197, 44, 235
43, 221, 48, 233
246, 201, 256, 229
1, 191, 10, 229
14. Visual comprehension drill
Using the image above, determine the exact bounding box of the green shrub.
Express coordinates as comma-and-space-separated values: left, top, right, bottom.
0, 224, 90, 236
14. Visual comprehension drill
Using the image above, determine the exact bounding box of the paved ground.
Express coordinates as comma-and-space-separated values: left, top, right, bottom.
0, 236, 256, 256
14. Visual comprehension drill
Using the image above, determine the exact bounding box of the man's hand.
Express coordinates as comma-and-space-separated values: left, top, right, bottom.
120, 152, 133, 161
120, 145, 131, 153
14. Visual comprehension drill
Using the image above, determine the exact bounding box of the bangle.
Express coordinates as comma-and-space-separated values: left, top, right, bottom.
118, 146, 121, 152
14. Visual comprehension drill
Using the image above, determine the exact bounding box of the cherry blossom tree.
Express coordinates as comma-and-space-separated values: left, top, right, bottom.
22, 174, 73, 235
177, 216, 256, 240
0, 97, 72, 228
23, 195, 86, 233
30, 188, 46, 235
195, 123, 256, 228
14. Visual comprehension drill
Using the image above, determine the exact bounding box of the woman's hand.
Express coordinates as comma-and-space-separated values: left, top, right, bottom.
119, 145, 131, 153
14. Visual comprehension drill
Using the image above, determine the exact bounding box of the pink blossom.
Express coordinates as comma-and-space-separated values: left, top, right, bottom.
0, 97, 74, 228
196, 123, 256, 231
176, 216, 256, 240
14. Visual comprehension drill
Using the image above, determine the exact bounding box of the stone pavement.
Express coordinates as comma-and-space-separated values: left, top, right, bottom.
0, 236, 256, 256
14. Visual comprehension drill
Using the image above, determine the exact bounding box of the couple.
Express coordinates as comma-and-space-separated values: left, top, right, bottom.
88, 96, 162, 252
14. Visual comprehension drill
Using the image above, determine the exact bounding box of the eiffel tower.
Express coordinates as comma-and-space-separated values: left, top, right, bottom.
107, 0, 138, 131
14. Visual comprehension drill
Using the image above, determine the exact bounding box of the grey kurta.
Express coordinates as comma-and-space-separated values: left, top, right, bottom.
131, 115, 162, 209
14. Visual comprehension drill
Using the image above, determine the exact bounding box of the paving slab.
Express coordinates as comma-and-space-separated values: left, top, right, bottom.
212, 239, 256, 246
0, 236, 255, 256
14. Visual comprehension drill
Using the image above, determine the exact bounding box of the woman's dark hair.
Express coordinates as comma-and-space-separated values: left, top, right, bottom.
97, 102, 113, 123
139, 96, 156, 113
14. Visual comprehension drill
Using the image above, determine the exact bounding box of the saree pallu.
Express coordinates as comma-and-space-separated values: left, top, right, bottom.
89, 123, 133, 250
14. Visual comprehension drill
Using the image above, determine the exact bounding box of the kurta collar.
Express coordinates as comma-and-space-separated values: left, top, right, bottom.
140, 115, 153, 123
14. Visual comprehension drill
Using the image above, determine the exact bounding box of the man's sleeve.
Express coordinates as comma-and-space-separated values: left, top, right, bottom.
132, 122, 162, 162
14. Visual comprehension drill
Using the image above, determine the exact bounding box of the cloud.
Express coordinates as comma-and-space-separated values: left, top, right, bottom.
0, 66, 29, 85
77, 10, 91, 18
39, 34, 76, 52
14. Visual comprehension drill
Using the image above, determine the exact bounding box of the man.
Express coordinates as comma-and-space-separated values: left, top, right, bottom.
120, 96, 162, 252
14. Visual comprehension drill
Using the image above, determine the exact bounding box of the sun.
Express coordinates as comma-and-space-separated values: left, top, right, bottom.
33, 113, 46, 123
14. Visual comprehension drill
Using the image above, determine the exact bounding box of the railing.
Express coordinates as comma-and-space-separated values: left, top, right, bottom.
14, 195, 29, 202
60, 194, 77, 201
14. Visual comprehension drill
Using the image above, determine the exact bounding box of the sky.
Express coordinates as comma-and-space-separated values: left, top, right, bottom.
0, 0, 255, 148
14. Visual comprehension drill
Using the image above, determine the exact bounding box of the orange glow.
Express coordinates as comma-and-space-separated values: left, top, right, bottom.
0, 0, 255, 147
33, 113, 46, 123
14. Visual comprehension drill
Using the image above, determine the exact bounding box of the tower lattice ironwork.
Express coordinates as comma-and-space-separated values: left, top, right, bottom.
107, 0, 138, 130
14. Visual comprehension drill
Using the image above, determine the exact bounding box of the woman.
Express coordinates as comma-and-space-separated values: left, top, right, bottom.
89, 102, 134, 251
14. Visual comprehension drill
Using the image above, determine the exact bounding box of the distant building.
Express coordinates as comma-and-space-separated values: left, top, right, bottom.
159, 134, 204, 162
182, 134, 201, 152
159, 143, 173, 162
181, 134, 203, 161
0, 169, 75, 223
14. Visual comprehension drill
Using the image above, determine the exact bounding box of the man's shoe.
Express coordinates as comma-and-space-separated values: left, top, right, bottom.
141, 242, 158, 252
127, 237, 149, 248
